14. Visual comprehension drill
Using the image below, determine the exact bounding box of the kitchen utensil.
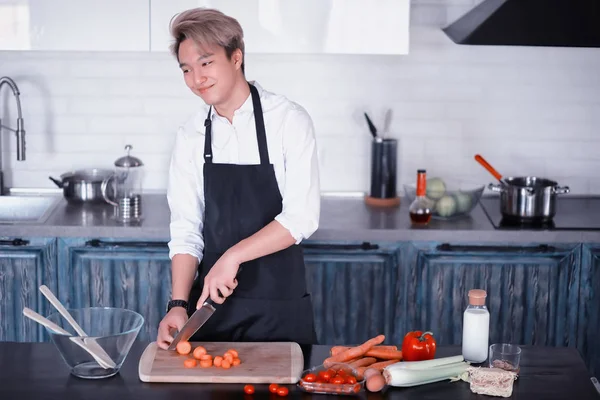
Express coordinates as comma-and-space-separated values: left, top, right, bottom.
383, 108, 393, 135
49, 168, 114, 203
368, 138, 398, 201
102, 145, 144, 222
168, 266, 243, 350
474, 154, 507, 186
591, 377, 600, 395
167, 298, 217, 351
139, 341, 304, 383
22, 307, 113, 369
45, 307, 144, 379
364, 112, 379, 140
488, 176, 570, 221
39, 285, 117, 369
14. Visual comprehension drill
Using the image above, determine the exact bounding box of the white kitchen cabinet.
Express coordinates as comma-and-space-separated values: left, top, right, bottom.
150, 0, 410, 55
0, 0, 149, 51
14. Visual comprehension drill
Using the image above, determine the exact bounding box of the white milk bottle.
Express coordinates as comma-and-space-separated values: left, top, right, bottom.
462, 289, 490, 363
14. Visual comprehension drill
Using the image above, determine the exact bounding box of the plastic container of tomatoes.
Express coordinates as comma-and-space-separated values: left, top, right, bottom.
297, 362, 365, 396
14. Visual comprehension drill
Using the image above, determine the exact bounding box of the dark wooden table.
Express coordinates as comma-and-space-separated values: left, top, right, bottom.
0, 342, 598, 400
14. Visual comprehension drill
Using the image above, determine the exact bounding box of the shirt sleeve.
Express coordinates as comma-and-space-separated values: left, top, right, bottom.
166, 126, 205, 261
274, 106, 321, 244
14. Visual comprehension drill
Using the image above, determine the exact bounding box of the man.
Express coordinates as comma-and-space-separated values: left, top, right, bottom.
156, 8, 321, 350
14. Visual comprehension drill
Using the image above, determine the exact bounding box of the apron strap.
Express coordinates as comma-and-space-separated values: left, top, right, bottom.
203, 84, 270, 165
249, 84, 270, 165
203, 106, 213, 164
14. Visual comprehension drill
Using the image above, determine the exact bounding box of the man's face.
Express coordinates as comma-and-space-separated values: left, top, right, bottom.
178, 38, 241, 106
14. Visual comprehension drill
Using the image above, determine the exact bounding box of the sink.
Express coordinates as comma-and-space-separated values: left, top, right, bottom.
0, 195, 62, 224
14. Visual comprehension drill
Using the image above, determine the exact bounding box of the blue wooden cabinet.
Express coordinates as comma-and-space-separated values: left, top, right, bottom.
579, 244, 600, 376
402, 242, 581, 349
302, 241, 402, 346
1, 235, 598, 377
57, 238, 172, 342
0, 237, 58, 342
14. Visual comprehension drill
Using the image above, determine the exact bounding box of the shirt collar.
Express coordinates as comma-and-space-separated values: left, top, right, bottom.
194, 81, 264, 133
208, 80, 263, 122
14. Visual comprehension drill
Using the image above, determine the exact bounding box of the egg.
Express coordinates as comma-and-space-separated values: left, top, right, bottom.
365, 368, 386, 392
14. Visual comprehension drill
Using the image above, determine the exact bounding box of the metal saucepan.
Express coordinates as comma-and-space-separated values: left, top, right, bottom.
488, 176, 570, 221
475, 154, 570, 221
49, 168, 115, 204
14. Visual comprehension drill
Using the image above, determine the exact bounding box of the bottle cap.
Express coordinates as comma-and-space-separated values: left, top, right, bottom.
468, 289, 487, 306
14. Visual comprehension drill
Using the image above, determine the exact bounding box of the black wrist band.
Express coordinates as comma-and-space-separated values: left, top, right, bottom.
167, 299, 189, 312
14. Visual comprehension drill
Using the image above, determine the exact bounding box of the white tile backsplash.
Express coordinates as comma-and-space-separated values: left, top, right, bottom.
1, 0, 600, 194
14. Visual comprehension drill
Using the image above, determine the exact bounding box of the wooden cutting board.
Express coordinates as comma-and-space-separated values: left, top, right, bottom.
138, 341, 305, 384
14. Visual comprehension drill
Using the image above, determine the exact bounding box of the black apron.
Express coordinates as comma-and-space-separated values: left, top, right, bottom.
187, 83, 318, 345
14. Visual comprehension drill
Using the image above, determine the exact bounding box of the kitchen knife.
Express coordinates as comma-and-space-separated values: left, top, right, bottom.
167, 297, 217, 351
167, 267, 242, 351
364, 112, 378, 139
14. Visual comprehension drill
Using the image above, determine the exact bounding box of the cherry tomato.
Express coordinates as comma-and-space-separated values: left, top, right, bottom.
243, 385, 255, 395
303, 373, 317, 382
277, 386, 289, 396
332, 376, 345, 384
321, 370, 333, 381
346, 376, 357, 384
269, 383, 279, 393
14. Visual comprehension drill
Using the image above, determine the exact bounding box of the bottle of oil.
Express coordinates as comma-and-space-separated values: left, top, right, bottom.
409, 169, 434, 225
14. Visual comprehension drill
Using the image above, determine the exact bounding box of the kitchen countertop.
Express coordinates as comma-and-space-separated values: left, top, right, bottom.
3, 193, 600, 243
0, 341, 598, 400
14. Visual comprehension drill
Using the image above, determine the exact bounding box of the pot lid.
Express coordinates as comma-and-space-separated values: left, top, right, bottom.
114, 145, 143, 167
58, 168, 114, 183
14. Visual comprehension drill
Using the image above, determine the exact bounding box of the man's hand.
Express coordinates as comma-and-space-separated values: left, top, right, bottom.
197, 251, 240, 308
157, 307, 188, 350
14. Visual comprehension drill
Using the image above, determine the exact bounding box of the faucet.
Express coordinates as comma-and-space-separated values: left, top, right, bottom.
0, 76, 26, 195
0, 76, 26, 161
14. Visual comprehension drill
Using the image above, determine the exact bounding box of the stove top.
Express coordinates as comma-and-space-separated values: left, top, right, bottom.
479, 196, 600, 231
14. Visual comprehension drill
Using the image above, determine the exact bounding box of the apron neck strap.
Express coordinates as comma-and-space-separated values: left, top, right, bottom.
203, 83, 270, 165
203, 107, 213, 164
249, 83, 270, 165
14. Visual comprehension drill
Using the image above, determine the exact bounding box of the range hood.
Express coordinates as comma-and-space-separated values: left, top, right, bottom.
443, 0, 600, 48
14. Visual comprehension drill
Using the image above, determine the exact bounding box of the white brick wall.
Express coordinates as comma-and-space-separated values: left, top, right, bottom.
1, 0, 599, 194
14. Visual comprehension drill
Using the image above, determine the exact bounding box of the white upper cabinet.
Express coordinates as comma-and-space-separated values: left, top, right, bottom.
150, 0, 410, 55
0, 0, 149, 51
0, 0, 410, 54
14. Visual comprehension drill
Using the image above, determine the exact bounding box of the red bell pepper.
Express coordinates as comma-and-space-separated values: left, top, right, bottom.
401, 331, 437, 361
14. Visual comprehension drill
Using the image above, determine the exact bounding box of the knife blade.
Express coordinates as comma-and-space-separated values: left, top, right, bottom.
591, 377, 600, 395
167, 298, 216, 351
364, 112, 378, 139
167, 267, 243, 351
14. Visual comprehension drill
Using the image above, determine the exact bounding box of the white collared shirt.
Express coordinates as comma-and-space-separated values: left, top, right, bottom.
166, 81, 321, 261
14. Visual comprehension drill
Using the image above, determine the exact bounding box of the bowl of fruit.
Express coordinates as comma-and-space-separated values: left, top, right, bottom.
403, 177, 484, 220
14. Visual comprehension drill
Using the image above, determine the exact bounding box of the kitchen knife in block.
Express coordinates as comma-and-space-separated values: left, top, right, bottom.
139, 341, 304, 383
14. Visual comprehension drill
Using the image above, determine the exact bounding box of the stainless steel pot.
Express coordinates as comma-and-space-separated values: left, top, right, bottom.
489, 176, 570, 221
49, 168, 115, 203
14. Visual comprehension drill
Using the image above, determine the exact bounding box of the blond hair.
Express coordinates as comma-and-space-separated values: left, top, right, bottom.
169, 8, 245, 73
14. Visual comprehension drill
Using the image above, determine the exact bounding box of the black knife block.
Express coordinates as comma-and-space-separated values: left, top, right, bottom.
365, 138, 400, 208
